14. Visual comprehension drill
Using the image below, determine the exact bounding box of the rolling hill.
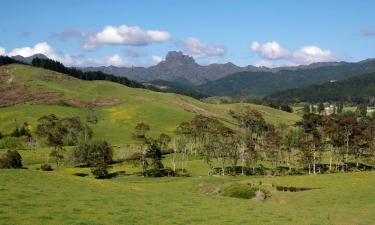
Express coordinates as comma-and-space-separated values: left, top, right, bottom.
198, 59, 375, 96
0, 64, 300, 145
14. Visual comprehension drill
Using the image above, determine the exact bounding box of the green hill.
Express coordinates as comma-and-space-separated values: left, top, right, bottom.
265, 72, 375, 104
0, 64, 300, 144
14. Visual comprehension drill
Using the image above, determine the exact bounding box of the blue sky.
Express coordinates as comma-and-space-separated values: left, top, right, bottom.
0, 0, 374, 67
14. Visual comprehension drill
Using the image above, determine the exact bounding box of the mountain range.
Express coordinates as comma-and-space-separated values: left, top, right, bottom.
11, 52, 375, 98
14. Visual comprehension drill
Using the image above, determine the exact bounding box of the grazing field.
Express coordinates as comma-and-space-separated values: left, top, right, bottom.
0, 163, 374, 225
0, 64, 300, 144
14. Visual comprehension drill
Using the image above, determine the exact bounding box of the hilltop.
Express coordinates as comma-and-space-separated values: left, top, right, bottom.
0, 64, 299, 144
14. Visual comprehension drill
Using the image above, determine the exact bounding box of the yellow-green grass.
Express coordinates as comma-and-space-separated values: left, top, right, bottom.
0, 165, 374, 225
0, 64, 300, 144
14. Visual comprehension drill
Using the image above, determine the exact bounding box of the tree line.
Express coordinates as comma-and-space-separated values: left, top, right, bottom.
1, 108, 374, 178
31, 58, 145, 89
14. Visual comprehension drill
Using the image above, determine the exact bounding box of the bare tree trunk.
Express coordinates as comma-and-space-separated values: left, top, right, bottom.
313, 151, 316, 174
221, 158, 225, 176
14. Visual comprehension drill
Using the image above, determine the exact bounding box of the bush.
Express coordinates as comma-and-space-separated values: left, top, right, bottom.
40, 164, 53, 171
72, 140, 113, 166
0, 137, 24, 149
223, 184, 258, 199
0, 150, 23, 169
91, 163, 109, 179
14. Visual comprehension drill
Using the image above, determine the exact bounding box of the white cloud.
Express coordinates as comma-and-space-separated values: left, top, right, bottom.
61, 53, 133, 67
151, 55, 163, 64
83, 25, 171, 51
250, 41, 290, 59
7, 42, 58, 59
0, 47, 6, 55
251, 41, 336, 67
292, 45, 335, 64
177, 37, 226, 58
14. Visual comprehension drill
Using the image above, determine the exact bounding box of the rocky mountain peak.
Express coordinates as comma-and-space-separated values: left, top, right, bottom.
164, 51, 196, 65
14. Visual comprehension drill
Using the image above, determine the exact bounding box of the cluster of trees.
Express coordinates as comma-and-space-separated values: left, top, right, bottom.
35, 114, 115, 178
164, 108, 375, 176
31, 58, 144, 89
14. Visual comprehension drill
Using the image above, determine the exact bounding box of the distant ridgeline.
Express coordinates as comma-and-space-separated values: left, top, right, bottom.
30, 58, 145, 89
0, 56, 25, 66
264, 72, 375, 105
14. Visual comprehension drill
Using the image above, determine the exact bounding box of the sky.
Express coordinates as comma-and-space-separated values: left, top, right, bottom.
0, 0, 374, 68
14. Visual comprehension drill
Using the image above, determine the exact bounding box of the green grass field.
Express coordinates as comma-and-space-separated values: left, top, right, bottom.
0, 64, 300, 144
1, 64, 374, 225
1, 162, 374, 225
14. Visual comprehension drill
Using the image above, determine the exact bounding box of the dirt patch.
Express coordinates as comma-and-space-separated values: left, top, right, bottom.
0, 82, 121, 108
0, 85, 31, 107
198, 182, 222, 195
61, 98, 122, 108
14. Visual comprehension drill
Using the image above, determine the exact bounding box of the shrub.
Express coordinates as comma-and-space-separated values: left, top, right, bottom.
91, 163, 109, 179
72, 140, 113, 166
0, 150, 23, 169
40, 164, 53, 171
0, 137, 24, 149
223, 184, 258, 199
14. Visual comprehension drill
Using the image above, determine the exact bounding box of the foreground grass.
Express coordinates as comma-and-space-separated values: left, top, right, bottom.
0, 167, 374, 225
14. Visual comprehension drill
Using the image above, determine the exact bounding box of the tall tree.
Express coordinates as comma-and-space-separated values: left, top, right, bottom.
132, 122, 150, 177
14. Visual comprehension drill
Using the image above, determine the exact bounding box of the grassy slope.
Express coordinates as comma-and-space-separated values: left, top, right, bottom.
0, 64, 300, 144
0, 169, 374, 225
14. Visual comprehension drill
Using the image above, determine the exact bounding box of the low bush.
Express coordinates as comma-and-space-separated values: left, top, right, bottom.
223, 184, 258, 199
91, 163, 109, 179
0, 137, 24, 149
40, 164, 53, 171
0, 150, 23, 169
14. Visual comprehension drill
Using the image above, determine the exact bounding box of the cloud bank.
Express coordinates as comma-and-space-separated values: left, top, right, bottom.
250, 41, 336, 67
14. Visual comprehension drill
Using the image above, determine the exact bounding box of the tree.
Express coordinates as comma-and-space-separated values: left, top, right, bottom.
36, 114, 67, 167
88, 141, 113, 178
230, 107, 267, 175
264, 125, 281, 168
36, 115, 92, 167
297, 114, 324, 174
280, 104, 293, 113
73, 140, 113, 167
132, 122, 150, 177
356, 104, 367, 117
337, 102, 344, 114
318, 103, 325, 114
303, 104, 311, 114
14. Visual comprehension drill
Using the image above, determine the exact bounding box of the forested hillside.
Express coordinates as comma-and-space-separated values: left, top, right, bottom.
264, 72, 375, 104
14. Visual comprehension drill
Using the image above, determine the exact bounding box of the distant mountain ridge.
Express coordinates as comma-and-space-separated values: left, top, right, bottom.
198, 58, 375, 96
82, 51, 269, 85
11, 54, 49, 64
11, 53, 375, 98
